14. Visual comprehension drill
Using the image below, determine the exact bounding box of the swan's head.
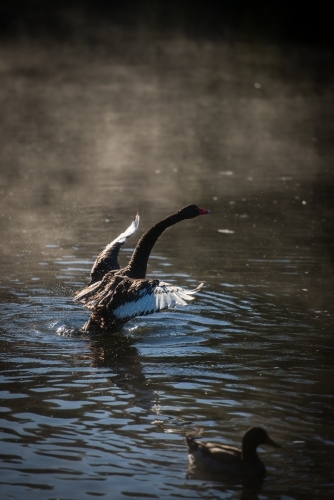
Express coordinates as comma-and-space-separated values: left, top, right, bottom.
179, 204, 212, 219
243, 427, 280, 452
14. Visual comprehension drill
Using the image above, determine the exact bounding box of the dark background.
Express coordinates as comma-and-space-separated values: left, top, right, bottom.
0, 0, 332, 46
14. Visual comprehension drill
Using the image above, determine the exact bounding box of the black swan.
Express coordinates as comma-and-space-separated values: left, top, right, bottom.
75, 204, 211, 331
186, 427, 280, 480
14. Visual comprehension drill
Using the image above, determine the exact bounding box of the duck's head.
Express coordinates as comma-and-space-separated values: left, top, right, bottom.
179, 204, 211, 219
243, 427, 280, 453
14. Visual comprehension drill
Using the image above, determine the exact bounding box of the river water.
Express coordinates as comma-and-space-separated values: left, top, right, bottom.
0, 31, 333, 499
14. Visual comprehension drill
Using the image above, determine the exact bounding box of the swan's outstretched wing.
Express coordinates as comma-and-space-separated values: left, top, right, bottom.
89, 214, 140, 284
75, 276, 204, 323
112, 281, 204, 322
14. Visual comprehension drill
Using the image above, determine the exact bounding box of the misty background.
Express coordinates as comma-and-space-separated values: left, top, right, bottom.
0, 1, 333, 306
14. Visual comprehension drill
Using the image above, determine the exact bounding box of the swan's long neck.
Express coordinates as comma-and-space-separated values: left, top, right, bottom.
126, 212, 183, 279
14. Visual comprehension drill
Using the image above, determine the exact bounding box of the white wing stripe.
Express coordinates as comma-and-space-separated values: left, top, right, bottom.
114, 293, 155, 320
105, 214, 140, 251
113, 282, 203, 321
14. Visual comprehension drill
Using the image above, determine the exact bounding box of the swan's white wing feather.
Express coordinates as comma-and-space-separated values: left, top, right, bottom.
89, 214, 140, 282
113, 281, 204, 321
105, 213, 140, 251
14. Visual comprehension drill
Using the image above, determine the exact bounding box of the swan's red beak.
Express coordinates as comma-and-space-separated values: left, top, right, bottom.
198, 207, 211, 215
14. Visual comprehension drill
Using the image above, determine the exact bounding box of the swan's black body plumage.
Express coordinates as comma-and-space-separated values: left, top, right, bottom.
75, 205, 210, 331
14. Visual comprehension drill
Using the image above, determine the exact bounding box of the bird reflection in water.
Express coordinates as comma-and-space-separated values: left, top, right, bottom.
84, 331, 158, 410
186, 466, 263, 500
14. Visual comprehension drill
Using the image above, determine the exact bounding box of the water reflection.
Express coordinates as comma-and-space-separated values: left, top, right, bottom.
186, 469, 263, 500
85, 332, 156, 409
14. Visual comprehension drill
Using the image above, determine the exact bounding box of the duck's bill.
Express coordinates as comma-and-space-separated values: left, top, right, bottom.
266, 436, 281, 448
198, 208, 212, 215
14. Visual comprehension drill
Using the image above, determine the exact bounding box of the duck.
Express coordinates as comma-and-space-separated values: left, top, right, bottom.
186, 427, 280, 481
75, 204, 211, 331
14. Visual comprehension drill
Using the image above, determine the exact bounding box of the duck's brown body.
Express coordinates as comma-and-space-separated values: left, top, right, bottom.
186, 427, 280, 480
